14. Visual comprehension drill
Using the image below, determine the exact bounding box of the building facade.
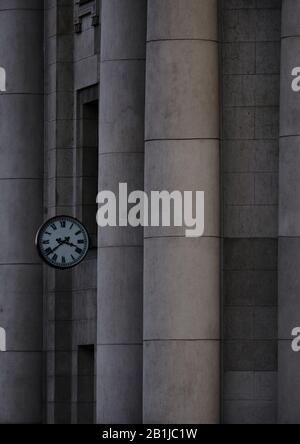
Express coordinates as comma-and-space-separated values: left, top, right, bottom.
0, 0, 299, 424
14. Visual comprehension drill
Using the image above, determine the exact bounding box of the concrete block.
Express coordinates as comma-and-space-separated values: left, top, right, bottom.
144, 237, 220, 340
145, 140, 219, 238
56, 178, 73, 206
223, 107, 255, 140
281, 0, 300, 37
97, 344, 143, 424
98, 153, 144, 247
224, 270, 277, 307
0, 95, 43, 178
254, 372, 277, 401
74, 56, 98, 91
254, 173, 278, 205
255, 9, 281, 42
0, 0, 42, 8
256, 0, 281, 8
224, 400, 276, 424
222, 140, 278, 174
0, 179, 43, 263
254, 307, 277, 340
101, 0, 147, 60
98, 247, 143, 344
223, 0, 255, 8
278, 339, 300, 423
278, 238, 300, 339
224, 307, 254, 339
74, 28, 95, 61
147, 0, 218, 41
224, 173, 254, 205
255, 75, 280, 106
223, 371, 254, 400
57, 35, 73, 63
279, 138, 300, 236
0, 9, 43, 93
222, 10, 256, 42
224, 340, 277, 371
73, 320, 96, 347
73, 289, 97, 321
224, 205, 278, 238
0, 288, 42, 350
256, 42, 280, 74
99, 61, 145, 154
0, 352, 42, 424
224, 238, 277, 270
145, 40, 219, 140
143, 340, 220, 424
222, 43, 255, 75
72, 255, 97, 291
255, 107, 279, 139
223, 75, 255, 107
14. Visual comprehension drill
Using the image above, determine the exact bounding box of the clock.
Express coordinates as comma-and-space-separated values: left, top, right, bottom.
36, 216, 90, 269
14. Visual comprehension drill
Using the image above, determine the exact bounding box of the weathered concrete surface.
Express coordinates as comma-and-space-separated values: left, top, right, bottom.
221, 0, 280, 424
278, 1, 300, 423
97, 0, 147, 424
143, 0, 220, 424
0, 2, 43, 423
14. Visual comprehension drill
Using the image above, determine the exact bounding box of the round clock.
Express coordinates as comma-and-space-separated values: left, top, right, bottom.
36, 216, 90, 269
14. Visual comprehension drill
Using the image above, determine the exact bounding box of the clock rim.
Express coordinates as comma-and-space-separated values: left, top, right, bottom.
35, 215, 91, 270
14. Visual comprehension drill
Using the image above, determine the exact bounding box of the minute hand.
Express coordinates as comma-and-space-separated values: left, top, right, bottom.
64, 241, 77, 248
46, 241, 66, 256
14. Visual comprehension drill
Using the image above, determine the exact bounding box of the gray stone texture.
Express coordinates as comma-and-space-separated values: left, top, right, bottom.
3, 0, 300, 425
144, 0, 220, 424
221, 0, 280, 424
97, 0, 147, 425
0, 1, 43, 424
278, 0, 300, 424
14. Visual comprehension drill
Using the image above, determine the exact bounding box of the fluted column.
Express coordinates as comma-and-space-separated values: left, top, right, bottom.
97, 0, 147, 424
278, 0, 300, 424
143, 0, 220, 423
0, 0, 43, 423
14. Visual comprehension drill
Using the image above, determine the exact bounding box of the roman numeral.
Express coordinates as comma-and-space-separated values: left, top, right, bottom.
43, 240, 50, 245
45, 248, 52, 255
52, 254, 58, 262
75, 230, 81, 236
62, 257, 66, 264
60, 221, 66, 228
51, 224, 57, 230
78, 240, 84, 244
75, 248, 83, 255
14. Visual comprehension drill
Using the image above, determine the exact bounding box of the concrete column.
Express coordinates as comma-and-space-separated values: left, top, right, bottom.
0, 0, 43, 423
144, 0, 220, 424
97, 0, 147, 424
278, 0, 300, 424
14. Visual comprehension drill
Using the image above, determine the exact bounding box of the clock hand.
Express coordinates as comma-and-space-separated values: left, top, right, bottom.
64, 241, 77, 248
46, 240, 66, 256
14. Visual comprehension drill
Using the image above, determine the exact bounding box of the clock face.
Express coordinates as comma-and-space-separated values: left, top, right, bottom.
36, 216, 90, 269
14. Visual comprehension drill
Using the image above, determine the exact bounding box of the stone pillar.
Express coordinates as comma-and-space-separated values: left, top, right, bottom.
278, 0, 300, 424
97, 0, 147, 424
143, 0, 220, 423
0, 0, 43, 423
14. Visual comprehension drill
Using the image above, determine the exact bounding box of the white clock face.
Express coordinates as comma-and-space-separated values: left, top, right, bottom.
36, 216, 90, 269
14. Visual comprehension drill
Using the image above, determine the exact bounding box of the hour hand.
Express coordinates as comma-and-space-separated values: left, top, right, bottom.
46, 239, 66, 255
